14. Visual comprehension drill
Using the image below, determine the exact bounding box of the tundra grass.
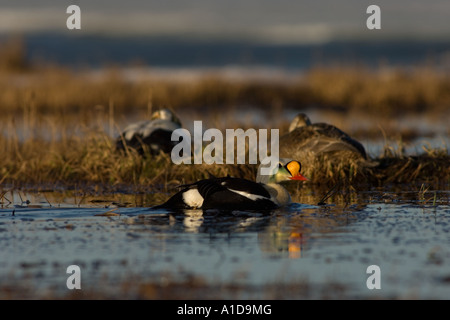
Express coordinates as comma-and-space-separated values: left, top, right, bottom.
1, 35, 450, 118
1, 122, 448, 193
0, 37, 449, 199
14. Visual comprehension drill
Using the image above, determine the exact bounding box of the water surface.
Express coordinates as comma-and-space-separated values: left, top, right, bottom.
1, 186, 449, 299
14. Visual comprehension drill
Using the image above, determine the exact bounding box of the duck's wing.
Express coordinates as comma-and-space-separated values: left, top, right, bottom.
154, 175, 279, 211
204, 178, 277, 211
215, 177, 272, 199
120, 120, 152, 140
315, 124, 367, 159
140, 119, 181, 138
280, 126, 318, 144
117, 119, 182, 154
141, 128, 180, 153
280, 124, 367, 159
301, 135, 364, 157
163, 177, 277, 211
119, 119, 180, 141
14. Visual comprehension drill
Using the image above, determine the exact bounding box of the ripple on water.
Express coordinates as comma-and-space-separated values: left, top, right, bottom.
0, 188, 450, 299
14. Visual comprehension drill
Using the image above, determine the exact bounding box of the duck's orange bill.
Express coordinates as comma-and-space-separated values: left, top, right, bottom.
290, 173, 308, 181
286, 161, 308, 181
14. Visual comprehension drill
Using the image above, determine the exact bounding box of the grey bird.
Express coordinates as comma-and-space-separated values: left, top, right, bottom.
279, 113, 368, 160
116, 108, 182, 156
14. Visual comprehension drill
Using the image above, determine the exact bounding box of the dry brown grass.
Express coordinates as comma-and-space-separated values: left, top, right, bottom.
291, 143, 450, 189
1, 119, 448, 195
2, 65, 449, 118
0, 36, 29, 72
1, 35, 450, 118
0, 36, 449, 197
306, 65, 450, 116
0, 115, 260, 193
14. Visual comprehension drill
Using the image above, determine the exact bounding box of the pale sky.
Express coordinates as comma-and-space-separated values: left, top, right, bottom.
0, 1, 449, 43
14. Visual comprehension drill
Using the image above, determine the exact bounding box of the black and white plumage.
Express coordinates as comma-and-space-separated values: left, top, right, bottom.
280, 113, 368, 160
153, 158, 307, 212
116, 108, 182, 155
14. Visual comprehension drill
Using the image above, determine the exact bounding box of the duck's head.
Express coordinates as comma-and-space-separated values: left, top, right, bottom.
288, 113, 312, 132
256, 158, 308, 184
151, 108, 182, 125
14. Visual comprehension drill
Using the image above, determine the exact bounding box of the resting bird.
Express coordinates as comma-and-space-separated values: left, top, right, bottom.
116, 108, 182, 155
153, 158, 307, 212
280, 113, 368, 160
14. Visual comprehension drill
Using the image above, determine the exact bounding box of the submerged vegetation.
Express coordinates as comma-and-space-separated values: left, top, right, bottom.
0, 36, 449, 202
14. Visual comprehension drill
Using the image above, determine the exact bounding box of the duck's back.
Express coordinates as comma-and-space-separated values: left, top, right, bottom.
155, 176, 278, 211
280, 123, 367, 159
116, 119, 181, 155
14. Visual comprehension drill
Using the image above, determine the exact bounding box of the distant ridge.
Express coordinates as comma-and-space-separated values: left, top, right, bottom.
4, 33, 450, 69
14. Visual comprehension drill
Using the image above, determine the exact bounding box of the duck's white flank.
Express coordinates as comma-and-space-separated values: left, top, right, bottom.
182, 189, 204, 208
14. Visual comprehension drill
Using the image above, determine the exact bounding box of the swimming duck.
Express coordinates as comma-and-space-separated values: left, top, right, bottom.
153, 158, 307, 212
280, 113, 367, 160
116, 108, 182, 155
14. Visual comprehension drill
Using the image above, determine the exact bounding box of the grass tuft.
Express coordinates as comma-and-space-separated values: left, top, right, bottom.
0, 36, 449, 202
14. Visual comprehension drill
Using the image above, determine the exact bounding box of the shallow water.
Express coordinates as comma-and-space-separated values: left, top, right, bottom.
1, 186, 449, 299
